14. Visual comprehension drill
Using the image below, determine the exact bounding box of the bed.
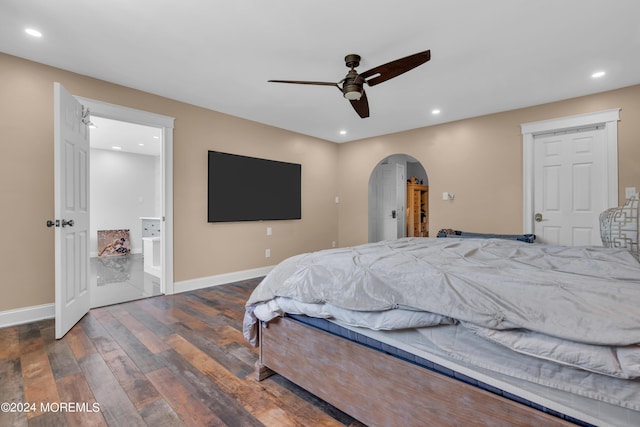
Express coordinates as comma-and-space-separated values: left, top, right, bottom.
243, 237, 640, 426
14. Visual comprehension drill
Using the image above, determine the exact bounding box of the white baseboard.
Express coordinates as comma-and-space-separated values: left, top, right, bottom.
0, 303, 55, 329
0, 266, 273, 329
173, 265, 274, 294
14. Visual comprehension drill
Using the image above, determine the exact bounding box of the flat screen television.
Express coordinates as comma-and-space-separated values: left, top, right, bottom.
208, 151, 301, 222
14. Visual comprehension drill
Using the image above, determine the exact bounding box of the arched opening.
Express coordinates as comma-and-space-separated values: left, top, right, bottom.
368, 154, 428, 243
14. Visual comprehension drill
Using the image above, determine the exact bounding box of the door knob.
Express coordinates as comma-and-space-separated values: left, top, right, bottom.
534, 213, 543, 222
61, 219, 74, 227
46, 220, 59, 228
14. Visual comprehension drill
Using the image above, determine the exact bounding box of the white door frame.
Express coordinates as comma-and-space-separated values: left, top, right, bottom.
77, 97, 176, 295
521, 108, 620, 236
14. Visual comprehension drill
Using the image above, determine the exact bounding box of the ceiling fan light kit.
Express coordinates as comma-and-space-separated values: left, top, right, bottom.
343, 89, 362, 101
269, 50, 431, 118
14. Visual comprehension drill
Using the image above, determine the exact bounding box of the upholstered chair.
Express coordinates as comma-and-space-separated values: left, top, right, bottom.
600, 193, 639, 260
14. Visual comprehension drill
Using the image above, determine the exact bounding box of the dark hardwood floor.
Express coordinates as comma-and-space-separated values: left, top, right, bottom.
0, 279, 360, 426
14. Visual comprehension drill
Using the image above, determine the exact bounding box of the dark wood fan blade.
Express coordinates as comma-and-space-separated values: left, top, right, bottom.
359, 50, 430, 87
268, 79, 339, 88
349, 90, 369, 118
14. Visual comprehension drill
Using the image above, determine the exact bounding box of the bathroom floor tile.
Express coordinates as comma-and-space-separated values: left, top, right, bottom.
90, 254, 162, 308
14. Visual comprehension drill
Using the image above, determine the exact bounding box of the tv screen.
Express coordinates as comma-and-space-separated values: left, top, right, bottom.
208, 151, 301, 222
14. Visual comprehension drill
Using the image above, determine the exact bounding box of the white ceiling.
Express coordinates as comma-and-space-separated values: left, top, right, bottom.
89, 116, 161, 156
2, 1, 639, 143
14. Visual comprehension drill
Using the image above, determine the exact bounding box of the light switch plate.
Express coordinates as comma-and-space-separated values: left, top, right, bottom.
625, 187, 637, 199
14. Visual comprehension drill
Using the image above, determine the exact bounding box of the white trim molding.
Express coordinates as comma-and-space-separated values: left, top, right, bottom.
76, 97, 176, 295
0, 264, 272, 328
520, 109, 620, 235
75, 97, 175, 128
0, 303, 55, 329
0, 267, 269, 328
174, 266, 273, 294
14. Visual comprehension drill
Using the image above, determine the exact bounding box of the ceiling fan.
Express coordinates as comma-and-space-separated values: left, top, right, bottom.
268, 50, 431, 118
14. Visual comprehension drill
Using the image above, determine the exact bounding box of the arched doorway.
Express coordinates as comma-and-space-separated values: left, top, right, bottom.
368, 154, 428, 243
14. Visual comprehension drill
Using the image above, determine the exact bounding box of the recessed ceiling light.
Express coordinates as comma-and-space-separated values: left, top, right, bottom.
25, 28, 42, 38
138, 143, 145, 147
153, 136, 160, 139
591, 71, 606, 79
431, 109, 441, 115
112, 146, 122, 150
339, 130, 347, 135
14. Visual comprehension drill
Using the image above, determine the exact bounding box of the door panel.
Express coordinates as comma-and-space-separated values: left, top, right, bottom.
572, 227, 592, 246
54, 82, 90, 339
533, 128, 605, 246
543, 164, 560, 211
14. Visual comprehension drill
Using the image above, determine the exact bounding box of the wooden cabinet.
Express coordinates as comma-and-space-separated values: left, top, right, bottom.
407, 183, 428, 237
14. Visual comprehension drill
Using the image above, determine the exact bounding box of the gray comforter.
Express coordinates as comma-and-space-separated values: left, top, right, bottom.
246, 238, 640, 346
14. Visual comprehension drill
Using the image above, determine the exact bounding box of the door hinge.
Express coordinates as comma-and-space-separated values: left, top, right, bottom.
81, 106, 93, 127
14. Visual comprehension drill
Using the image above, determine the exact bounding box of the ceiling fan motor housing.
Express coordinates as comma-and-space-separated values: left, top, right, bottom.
342, 68, 363, 100
344, 54, 361, 69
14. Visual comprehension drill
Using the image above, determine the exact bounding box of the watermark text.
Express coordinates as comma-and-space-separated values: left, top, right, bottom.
1, 401, 101, 413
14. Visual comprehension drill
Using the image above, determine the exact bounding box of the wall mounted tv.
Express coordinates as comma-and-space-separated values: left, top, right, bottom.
208, 151, 302, 222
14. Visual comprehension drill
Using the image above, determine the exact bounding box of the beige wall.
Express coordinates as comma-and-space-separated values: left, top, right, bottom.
2, 52, 639, 314
337, 85, 640, 247
0, 53, 338, 312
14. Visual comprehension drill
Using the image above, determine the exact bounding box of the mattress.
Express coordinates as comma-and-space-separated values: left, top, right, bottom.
286, 314, 640, 427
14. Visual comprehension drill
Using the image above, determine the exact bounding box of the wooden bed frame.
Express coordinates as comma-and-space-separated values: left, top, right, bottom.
255, 316, 577, 427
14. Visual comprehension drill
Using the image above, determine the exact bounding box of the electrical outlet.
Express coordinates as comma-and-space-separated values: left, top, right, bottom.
265, 249, 271, 258
266, 227, 272, 236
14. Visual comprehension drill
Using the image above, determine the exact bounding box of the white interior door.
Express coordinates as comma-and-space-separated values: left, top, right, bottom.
54, 83, 90, 338
395, 163, 406, 238
533, 127, 607, 245
380, 163, 400, 240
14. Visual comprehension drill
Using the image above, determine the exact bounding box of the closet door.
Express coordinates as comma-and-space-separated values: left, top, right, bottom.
533, 127, 606, 246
